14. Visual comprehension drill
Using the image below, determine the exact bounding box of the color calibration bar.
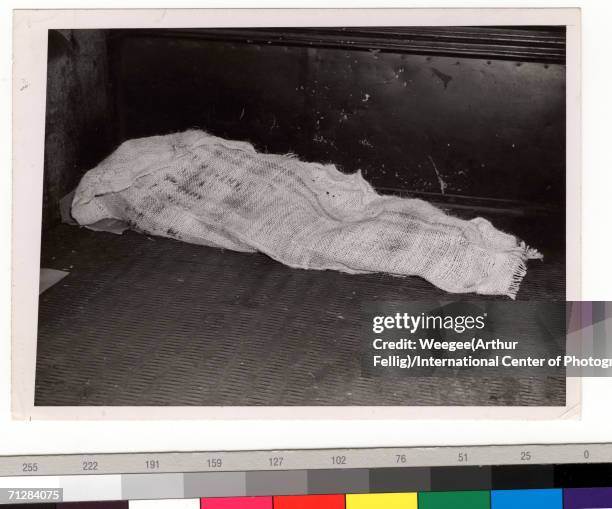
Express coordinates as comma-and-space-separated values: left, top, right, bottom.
1, 490, 612, 509
2, 462, 612, 505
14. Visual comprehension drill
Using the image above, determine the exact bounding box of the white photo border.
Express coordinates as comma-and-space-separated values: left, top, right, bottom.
12, 7, 582, 420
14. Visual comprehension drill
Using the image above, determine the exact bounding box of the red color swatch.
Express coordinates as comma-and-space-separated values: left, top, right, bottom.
200, 497, 273, 509
274, 494, 346, 509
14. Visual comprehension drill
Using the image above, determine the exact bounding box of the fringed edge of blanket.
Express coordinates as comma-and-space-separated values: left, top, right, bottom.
503, 242, 544, 299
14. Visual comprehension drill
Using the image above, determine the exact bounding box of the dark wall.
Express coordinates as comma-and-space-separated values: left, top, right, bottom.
110, 28, 565, 215
42, 29, 116, 230
42, 27, 566, 230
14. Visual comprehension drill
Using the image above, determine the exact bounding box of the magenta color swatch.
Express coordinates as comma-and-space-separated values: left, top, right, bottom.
200, 497, 273, 509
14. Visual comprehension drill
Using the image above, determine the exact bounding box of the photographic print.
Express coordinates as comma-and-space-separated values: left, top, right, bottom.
11, 9, 581, 417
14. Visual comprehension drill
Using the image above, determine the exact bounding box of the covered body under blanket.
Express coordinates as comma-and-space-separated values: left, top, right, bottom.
71, 130, 542, 298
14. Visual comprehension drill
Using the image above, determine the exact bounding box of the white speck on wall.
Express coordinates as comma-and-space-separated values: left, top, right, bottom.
362, 93, 370, 102
427, 155, 448, 195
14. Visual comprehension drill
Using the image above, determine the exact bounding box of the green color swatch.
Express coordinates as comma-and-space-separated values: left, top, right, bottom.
419, 490, 490, 509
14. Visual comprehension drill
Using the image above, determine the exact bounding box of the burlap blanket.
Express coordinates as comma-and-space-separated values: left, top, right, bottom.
72, 130, 542, 297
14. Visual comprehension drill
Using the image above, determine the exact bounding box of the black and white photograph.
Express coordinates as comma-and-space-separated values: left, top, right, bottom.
10, 9, 581, 414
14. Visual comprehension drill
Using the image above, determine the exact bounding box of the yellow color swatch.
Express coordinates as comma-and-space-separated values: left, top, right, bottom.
346, 492, 418, 509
